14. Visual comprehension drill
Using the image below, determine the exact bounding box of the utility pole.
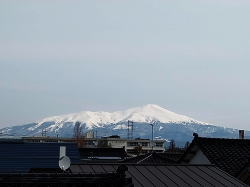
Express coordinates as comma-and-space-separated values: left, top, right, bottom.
149, 123, 154, 151
149, 121, 158, 152
73, 121, 82, 139
127, 120, 134, 139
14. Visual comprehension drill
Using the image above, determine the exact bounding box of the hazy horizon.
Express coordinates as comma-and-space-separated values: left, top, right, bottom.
1, 0, 250, 130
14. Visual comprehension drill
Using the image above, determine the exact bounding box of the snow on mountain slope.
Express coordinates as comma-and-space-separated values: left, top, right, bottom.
1, 104, 246, 146
37, 104, 206, 129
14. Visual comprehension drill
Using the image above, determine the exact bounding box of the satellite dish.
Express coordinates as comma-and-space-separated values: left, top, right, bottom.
59, 156, 71, 171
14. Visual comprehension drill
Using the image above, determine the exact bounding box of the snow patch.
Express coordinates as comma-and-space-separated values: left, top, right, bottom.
113, 124, 127, 130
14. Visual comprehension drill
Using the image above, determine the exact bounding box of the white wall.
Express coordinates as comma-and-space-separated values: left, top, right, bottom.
189, 150, 211, 165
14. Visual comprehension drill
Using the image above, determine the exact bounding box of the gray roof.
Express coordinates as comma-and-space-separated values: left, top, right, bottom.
121, 152, 178, 164
70, 164, 247, 187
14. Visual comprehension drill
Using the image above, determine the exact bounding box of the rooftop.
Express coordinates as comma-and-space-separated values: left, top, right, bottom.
79, 147, 127, 163
181, 136, 250, 177
121, 152, 180, 164
70, 164, 247, 187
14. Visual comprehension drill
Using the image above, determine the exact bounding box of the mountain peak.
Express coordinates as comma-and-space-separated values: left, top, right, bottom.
35, 104, 203, 129
122, 104, 197, 124
142, 104, 162, 108
141, 104, 166, 111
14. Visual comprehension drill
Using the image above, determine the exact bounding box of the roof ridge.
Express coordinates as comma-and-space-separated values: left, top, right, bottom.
196, 137, 250, 141
136, 153, 153, 164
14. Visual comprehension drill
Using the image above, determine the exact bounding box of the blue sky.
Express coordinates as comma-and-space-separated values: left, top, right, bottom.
0, 0, 250, 129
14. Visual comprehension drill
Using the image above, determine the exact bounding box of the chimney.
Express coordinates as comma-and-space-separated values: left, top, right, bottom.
239, 130, 245, 139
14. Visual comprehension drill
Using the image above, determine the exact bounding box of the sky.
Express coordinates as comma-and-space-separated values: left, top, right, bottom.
0, 0, 250, 130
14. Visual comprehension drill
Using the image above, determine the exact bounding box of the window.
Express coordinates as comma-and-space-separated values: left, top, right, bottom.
141, 142, 149, 147
127, 142, 138, 147
155, 142, 163, 147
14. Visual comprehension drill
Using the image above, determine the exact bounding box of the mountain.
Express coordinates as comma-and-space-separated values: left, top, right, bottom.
0, 104, 247, 145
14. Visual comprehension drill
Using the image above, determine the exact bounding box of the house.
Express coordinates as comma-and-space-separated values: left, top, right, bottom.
180, 134, 250, 185
21, 136, 166, 154
0, 139, 247, 186
99, 136, 165, 154
238, 162, 250, 185
0, 141, 80, 173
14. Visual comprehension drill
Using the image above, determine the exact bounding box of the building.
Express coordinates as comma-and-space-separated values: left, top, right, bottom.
180, 134, 250, 185
21, 136, 166, 154
99, 136, 165, 154
0, 141, 80, 173
0, 138, 247, 186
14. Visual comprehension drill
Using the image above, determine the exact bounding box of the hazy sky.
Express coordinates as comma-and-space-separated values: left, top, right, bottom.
0, 0, 250, 129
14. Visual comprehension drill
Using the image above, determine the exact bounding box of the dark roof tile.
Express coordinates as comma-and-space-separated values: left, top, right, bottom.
182, 137, 250, 177
70, 164, 247, 186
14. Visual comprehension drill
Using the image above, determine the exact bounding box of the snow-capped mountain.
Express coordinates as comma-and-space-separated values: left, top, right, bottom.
0, 104, 247, 145
37, 104, 206, 128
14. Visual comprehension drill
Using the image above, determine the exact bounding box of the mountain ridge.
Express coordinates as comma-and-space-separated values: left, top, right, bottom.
37, 104, 208, 129
1, 104, 247, 146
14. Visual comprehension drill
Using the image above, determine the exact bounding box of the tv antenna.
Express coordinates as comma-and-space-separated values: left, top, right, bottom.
59, 146, 71, 171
